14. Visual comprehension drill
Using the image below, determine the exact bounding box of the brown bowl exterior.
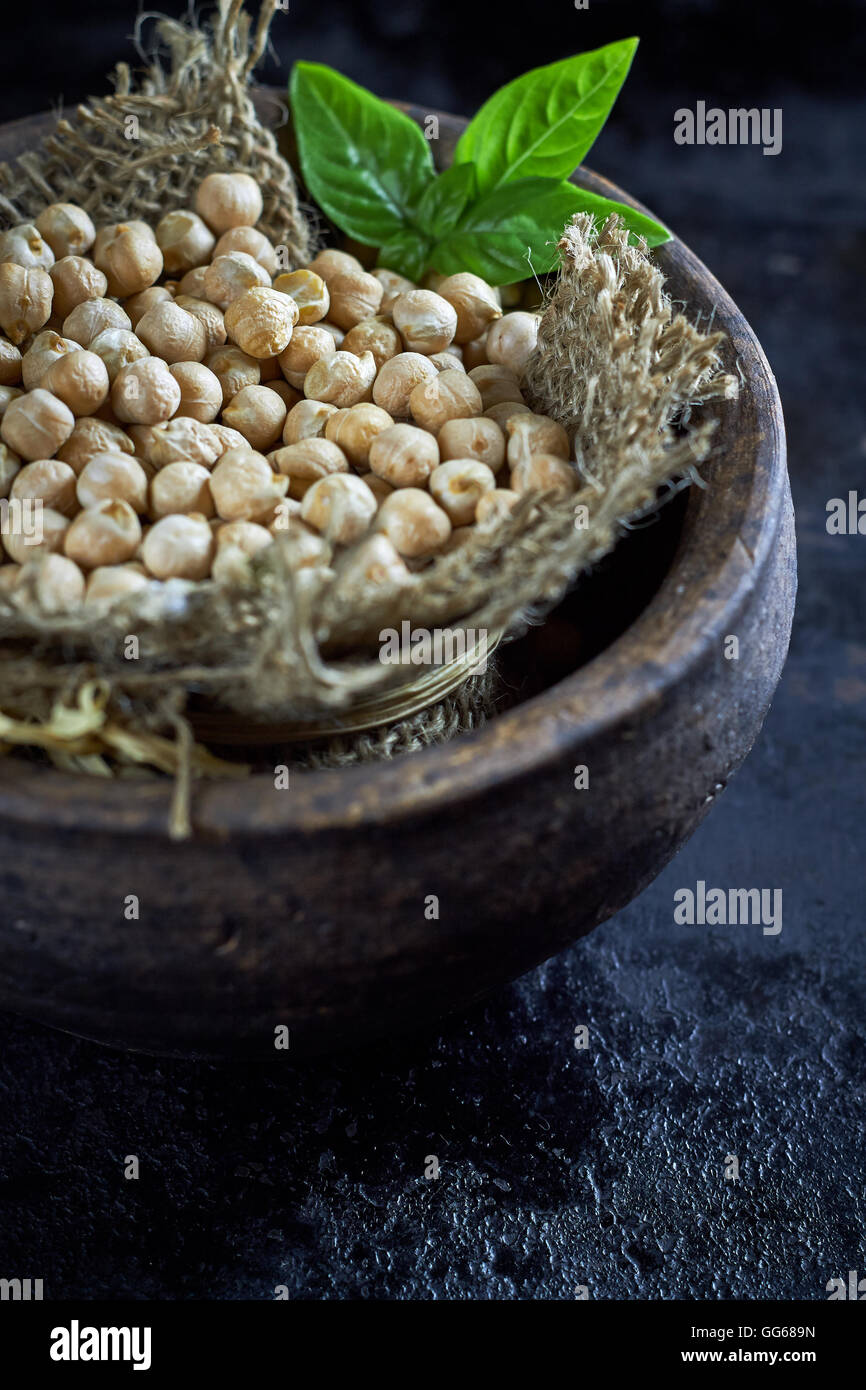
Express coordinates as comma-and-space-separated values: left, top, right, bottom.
0, 104, 795, 1056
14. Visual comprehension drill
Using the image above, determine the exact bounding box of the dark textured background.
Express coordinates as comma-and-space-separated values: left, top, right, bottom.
0, 1, 863, 1299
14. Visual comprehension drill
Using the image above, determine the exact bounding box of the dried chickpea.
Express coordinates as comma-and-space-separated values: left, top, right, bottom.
437, 272, 502, 343
301, 473, 377, 545
326, 402, 394, 469
222, 384, 287, 451
341, 315, 402, 372
85, 564, 149, 607
169, 361, 223, 423
272, 269, 330, 325
376, 487, 451, 559
205, 345, 260, 406
438, 417, 506, 473
277, 325, 335, 390
0, 339, 21, 387
173, 296, 227, 353
483, 400, 532, 429
224, 286, 298, 358
408, 368, 482, 433
35, 204, 96, 259
0, 386, 23, 424
429, 349, 465, 373
149, 417, 221, 469
0, 564, 20, 592
126, 425, 161, 464
136, 301, 207, 364
326, 269, 384, 331
462, 333, 489, 371
49, 257, 108, 319
209, 423, 247, 456
195, 172, 263, 234
63, 297, 131, 347
486, 311, 539, 377
209, 447, 288, 523
369, 423, 438, 489
372, 351, 437, 417
155, 209, 216, 274
94, 223, 163, 297
3, 506, 68, 564
372, 267, 416, 314
203, 252, 270, 311
41, 349, 109, 416
177, 266, 209, 298
258, 354, 281, 383
270, 438, 348, 500
468, 363, 525, 410
88, 327, 149, 383
510, 452, 577, 495
359, 471, 393, 507
123, 285, 173, 328
214, 226, 277, 275
437, 526, 475, 555
304, 350, 376, 408
57, 418, 133, 475
64, 498, 141, 569
392, 289, 457, 354
142, 513, 214, 580
1, 388, 74, 460
211, 543, 255, 586
263, 380, 301, 412
19, 553, 85, 612
214, 520, 273, 555
0, 264, 53, 344
476, 488, 519, 528
318, 322, 345, 347
0, 442, 21, 496
282, 399, 337, 445
308, 249, 365, 285
21, 331, 77, 391
429, 458, 496, 526
506, 412, 570, 468
76, 452, 149, 512
111, 358, 182, 426
150, 461, 214, 519
11, 458, 77, 515
0, 223, 54, 270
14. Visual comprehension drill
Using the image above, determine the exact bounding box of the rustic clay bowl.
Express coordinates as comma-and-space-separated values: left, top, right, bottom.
0, 101, 795, 1056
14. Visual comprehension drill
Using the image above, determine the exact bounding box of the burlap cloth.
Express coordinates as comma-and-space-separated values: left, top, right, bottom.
0, 1, 737, 833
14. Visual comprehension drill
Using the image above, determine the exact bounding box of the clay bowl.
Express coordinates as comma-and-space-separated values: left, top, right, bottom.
0, 100, 795, 1057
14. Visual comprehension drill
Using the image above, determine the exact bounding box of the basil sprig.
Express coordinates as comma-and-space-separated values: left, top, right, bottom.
289, 41, 670, 287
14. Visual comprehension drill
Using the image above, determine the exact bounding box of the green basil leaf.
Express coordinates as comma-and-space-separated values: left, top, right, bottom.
429, 178, 587, 284
413, 163, 478, 238
453, 39, 639, 194
377, 232, 432, 284
563, 188, 671, 247
289, 61, 436, 246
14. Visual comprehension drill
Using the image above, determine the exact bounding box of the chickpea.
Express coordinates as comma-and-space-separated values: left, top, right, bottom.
224, 286, 298, 359
437, 417, 505, 474
177, 266, 209, 298
1, 388, 74, 460
437, 272, 502, 344
209, 447, 288, 523
76, 452, 149, 512
3, 506, 68, 564
21, 331, 77, 391
0, 563, 21, 594
371, 352, 435, 418
326, 402, 393, 469
272, 268, 329, 326
203, 252, 270, 311
510, 452, 577, 496
376, 487, 451, 559
57, 418, 134, 474
267, 496, 303, 534
49, 256, 108, 320
372, 267, 416, 314
258, 354, 281, 383
63, 297, 131, 347
85, 564, 149, 608
213, 226, 277, 275
468, 363, 525, 411
149, 461, 214, 519
476, 488, 519, 528
141, 512, 213, 580
64, 497, 141, 568
173, 296, 227, 353
265, 380, 301, 413
167, 361, 222, 424
136, 301, 207, 364
209, 423, 247, 456
318, 322, 345, 348
0, 264, 53, 344
409, 368, 482, 433
326, 269, 384, 331
155, 209, 216, 274
392, 289, 457, 354
428, 459, 496, 526
35, 203, 96, 259
123, 285, 173, 328
486, 311, 539, 378
0, 442, 21, 497
111, 358, 182, 425
205, 344, 260, 406
437, 526, 476, 555
11, 458, 77, 515
506, 412, 570, 469
282, 399, 338, 446
0, 385, 23, 419
277, 325, 335, 390
195, 172, 263, 234
0, 338, 21, 387
222, 384, 287, 451
429, 349, 465, 373
94, 223, 163, 297
0, 223, 54, 270
304, 350, 376, 408
214, 520, 273, 555
299, 472, 377, 546
308, 249, 364, 285
462, 333, 489, 371
484, 400, 532, 430
358, 471, 393, 507
88, 327, 149, 383
18, 553, 84, 612
41, 349, 109, 416
270, 437, 348, 500
341, 315, 402, 372
368, 423, 439, 489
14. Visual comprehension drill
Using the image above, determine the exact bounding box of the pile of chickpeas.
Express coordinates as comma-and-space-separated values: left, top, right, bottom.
0, 171, 576, 614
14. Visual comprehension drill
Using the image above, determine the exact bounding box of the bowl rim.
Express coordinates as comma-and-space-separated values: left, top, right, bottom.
0, 109, 787, 838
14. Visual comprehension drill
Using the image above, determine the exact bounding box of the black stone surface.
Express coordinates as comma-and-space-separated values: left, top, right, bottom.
0, 1, 863, 1301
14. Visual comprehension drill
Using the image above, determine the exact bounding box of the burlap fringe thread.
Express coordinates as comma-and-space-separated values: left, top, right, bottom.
0, 3, 737, 833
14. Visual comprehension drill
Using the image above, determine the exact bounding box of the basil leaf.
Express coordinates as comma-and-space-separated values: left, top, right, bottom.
413, 163, 478, 238
561, 187, 671, 248
430, 179, 587, 284
289, 61, 436, 246
378, 232, 432, 284
453, 39, 639, 194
